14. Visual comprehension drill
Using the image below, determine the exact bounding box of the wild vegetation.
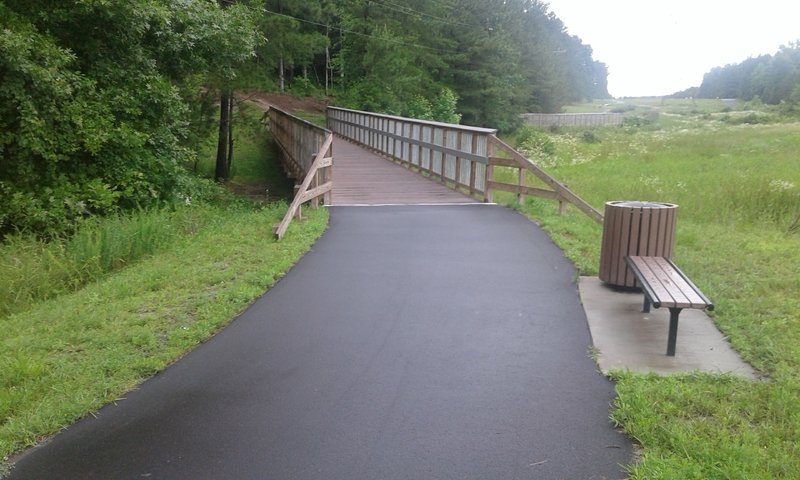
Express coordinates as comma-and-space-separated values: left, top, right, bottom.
503, 98, 800, 478
0, 111, 328, 467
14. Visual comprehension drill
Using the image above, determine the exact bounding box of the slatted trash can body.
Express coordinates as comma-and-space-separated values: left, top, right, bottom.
599, 201, 678, 287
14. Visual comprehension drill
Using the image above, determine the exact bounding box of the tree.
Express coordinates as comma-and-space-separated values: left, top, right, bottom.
258, 1, 329, 93
0, 0, 260, 236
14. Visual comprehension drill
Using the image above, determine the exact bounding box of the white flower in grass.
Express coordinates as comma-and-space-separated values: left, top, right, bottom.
768, 179, 795, 192
639, 175, 661, 189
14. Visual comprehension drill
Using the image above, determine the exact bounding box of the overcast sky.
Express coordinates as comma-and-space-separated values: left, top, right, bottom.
544, 0, 800, 97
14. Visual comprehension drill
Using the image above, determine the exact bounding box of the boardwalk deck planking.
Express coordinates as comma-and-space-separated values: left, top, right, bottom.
330, 137, 477, 205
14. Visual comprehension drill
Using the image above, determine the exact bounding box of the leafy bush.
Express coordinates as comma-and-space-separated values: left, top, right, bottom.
610, 103, 636, 113
721, 112, 774, 125
429, 88, 462, 124
622, 111, 660, 129
0, 2, 261, 239
402, 88, 462, 124
581, 130, 601, 143
288, 76, 320, 97
514, 126, 556, 162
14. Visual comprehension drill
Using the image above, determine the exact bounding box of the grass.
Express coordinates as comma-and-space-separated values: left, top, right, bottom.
293, 111, 327, 128
501, 99, 800, 478
0, 208, 224, 318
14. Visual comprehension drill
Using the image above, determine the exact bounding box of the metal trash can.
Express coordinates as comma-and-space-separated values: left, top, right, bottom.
599, 201, 678, 287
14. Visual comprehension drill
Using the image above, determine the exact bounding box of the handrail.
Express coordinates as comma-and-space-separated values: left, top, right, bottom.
268, 106, 333, 240
269, 106, 332, 179
327, 106, 496, 197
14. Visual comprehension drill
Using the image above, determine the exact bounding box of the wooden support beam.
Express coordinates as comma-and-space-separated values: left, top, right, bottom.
486, 181, 561, 200
489, 135, 603, 223
488, 156, 521, 167
274, 134, 334, 240
297, 182, 333, 204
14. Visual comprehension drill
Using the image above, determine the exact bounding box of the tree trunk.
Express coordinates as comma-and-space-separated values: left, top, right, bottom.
226, 95, 234, 174
279, 55, 285, 92
325, 27, 330, 95
215, 89, 233, 181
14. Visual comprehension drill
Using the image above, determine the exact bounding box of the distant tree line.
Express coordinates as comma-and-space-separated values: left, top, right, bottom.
1, 0, 607, 237
691, 43, 800, 106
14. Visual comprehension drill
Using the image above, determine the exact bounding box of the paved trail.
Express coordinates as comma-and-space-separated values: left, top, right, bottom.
9, 205, 631, 480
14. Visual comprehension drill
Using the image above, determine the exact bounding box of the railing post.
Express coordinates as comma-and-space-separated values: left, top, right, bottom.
485, 136, 496, 203
324, 143, 333, 205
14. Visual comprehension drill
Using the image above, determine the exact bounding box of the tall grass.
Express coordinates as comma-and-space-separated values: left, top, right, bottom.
0, 208, 224, 318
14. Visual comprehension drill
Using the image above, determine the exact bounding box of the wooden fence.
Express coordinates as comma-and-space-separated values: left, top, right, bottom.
327, 107, 494, 197
268, 106, 333, 239
328, 107, 603, 224
521, 113, 623, 128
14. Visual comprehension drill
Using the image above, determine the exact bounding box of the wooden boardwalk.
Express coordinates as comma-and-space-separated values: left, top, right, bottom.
331, 137, 476, 205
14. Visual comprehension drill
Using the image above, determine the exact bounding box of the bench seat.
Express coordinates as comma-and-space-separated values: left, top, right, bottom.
624, 256, 714, 356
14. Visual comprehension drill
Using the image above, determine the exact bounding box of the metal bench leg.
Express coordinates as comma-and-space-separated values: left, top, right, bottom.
643, 296, 651, 313
667, 308, 682, 356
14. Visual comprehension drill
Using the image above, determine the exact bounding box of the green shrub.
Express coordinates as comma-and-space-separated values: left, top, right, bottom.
514, 125, 556, 162
622, 110, 660, 129
581, 130, 601, 144
288, 76, 320, 97
428, 87, 461, 124
722, 112, 773, 125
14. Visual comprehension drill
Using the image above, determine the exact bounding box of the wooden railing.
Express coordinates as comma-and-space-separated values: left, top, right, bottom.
487, 136, 603, 223
327, 106, 602, 223
268, 107, 333, 239
327, 107, 494, 197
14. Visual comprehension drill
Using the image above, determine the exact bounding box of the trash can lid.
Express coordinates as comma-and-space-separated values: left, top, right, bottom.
608, 200, 677, 208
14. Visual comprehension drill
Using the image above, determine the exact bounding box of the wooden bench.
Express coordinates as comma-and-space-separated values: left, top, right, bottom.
624, 256, 714, 356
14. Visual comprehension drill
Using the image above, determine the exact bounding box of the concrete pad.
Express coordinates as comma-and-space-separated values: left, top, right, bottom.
579, 276, 757, 378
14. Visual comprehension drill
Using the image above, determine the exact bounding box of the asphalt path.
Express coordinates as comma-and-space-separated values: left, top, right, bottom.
8, 205, 632, 479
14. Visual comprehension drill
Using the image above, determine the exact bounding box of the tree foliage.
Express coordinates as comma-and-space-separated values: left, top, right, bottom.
258, 0, 609, 129
697, 43, 800, 106
0, 1, 260, 237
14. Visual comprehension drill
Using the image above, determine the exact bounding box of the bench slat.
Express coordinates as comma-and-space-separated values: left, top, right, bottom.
641, 257, 695, 308
650, 257, 709, 308
627, 256, 712, 310
629, 257, 676, 308
663, 257, 714, 311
